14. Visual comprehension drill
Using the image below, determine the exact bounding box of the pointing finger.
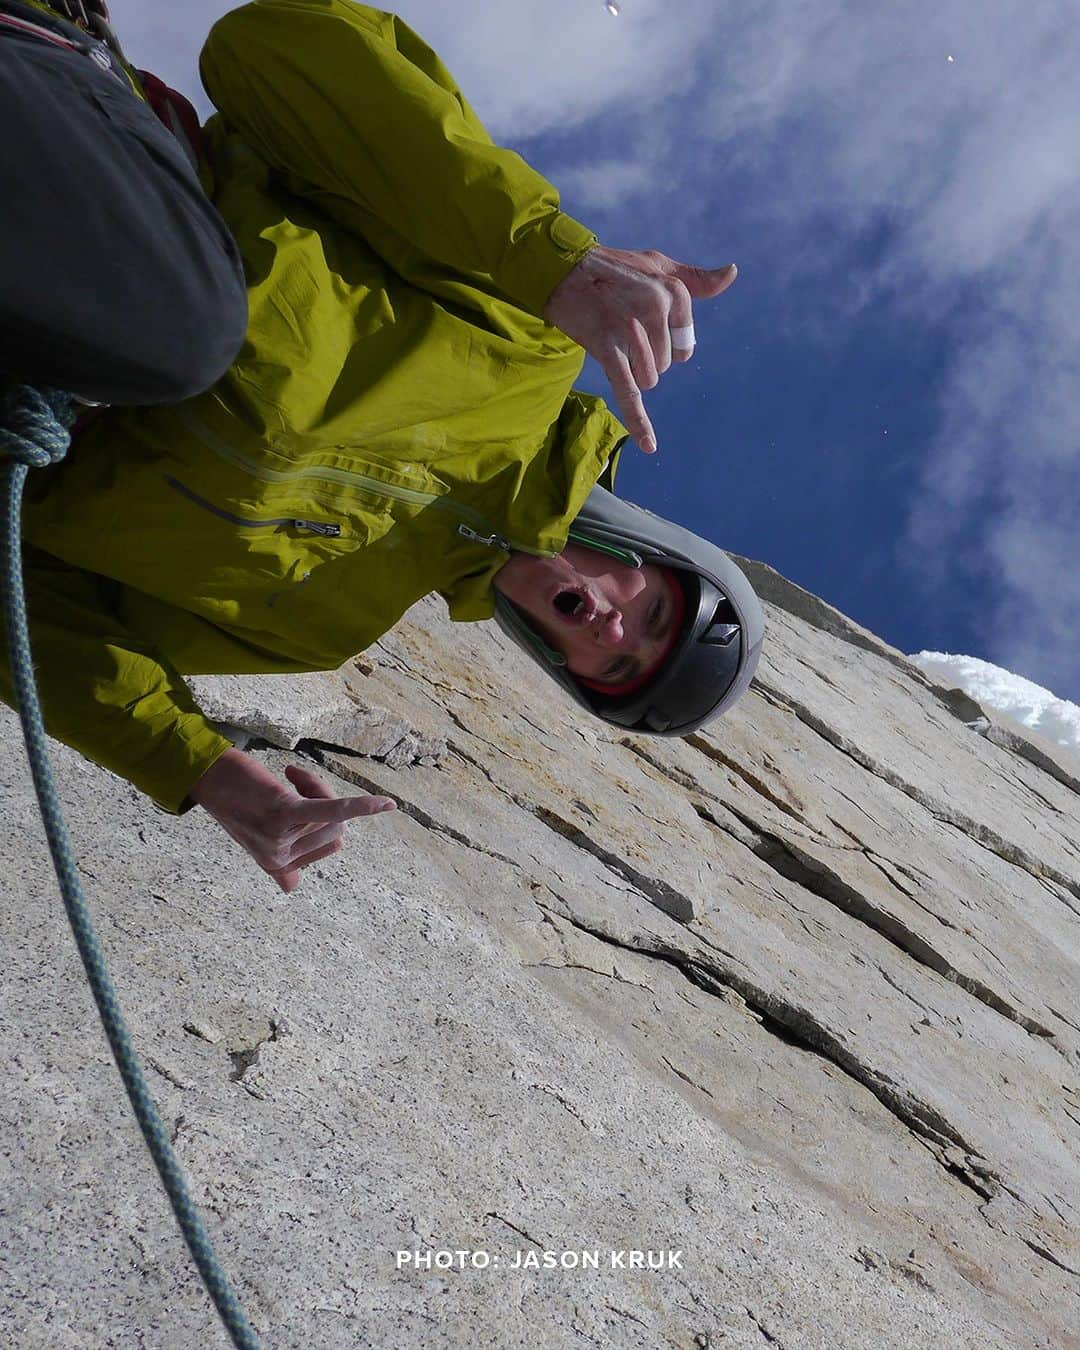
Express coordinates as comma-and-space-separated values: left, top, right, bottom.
603, 349, 656, 455
291, 793, 397, 826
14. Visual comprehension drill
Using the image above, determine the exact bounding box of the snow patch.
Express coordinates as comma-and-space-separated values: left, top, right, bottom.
910, 651, 1080, 755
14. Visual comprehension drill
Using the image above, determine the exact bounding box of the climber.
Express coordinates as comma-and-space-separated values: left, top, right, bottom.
1, 0, 764, 894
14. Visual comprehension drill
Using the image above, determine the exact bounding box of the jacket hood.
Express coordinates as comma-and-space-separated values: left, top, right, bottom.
493, 485, 765, 736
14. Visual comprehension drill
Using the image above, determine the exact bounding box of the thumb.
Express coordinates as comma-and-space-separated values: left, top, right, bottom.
284, 762, 336, 799
674, 261, 738, 298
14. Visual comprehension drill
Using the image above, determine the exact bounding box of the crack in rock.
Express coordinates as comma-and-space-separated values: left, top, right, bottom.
1002, 769, 1064, 816
880, 969, 934, 1016
405, 739, 705, 924
982, 724, 1080, 800
605, 1304, 649, 1329
484, 1212, 545, 1250
741, 555, 1079, 807
294, 686, 1071, 1288
623, 737, 836, 853
447, 741, 524, 811
683, 734, 812, 830
444, 709, 531, 764
530, 805, 695, 923
535, 901, 999, 1202
660, 1055, 715, 1099
745, 1307, 782, 1345
308, 747, 523, 870
1047, 1006, 1080, 1036
694, 798, 1057, 1043
302, 725, 443, 771
1022, 1238, 1080, 1278
524, 959, 652, 993
529, 1082, 591, 1129
929, 1146, 999, 1203
146, 1057, 194, 1092
755, 680, 1080, 908
862, 850, 919, 901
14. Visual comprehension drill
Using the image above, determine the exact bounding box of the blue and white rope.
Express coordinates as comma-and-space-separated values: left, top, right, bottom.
0, 383, 260, 1349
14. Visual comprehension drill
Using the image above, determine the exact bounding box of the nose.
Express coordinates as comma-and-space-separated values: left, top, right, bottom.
595, 610, 625, 645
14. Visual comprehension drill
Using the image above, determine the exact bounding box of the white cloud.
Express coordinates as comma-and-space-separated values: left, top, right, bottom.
553, 157, 653, 211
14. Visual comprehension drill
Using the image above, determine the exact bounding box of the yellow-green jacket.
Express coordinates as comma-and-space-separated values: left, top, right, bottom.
10, 0, 627, 813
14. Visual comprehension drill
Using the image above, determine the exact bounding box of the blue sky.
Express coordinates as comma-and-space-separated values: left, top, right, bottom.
110, 0, 1080, 702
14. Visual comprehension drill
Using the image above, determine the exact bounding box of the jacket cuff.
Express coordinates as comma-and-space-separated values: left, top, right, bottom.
143, 723, 235, 815
500, 212, 597, 317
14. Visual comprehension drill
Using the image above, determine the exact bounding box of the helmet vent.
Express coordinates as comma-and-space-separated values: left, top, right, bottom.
703, 593, 740, 647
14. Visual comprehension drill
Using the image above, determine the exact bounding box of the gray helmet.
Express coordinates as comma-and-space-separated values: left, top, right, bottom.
493, 484, 765, 735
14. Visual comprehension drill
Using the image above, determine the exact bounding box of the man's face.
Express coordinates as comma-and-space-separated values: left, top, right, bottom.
493, 543, 681, 685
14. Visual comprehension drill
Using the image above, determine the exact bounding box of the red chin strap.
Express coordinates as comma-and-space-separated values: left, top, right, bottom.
574, 567, 687, 697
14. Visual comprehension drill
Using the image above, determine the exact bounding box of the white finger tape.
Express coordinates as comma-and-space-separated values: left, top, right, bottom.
669, 323, 696, 348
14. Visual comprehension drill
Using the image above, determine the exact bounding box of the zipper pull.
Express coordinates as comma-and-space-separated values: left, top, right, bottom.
292, 519, 341, 537
458, 523, 511, 551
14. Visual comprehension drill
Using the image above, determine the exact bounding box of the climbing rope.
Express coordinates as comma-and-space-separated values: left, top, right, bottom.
0, 383, 260, 1350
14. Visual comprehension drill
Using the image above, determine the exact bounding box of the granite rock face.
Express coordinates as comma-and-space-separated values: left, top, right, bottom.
2, 561, 1077, 1349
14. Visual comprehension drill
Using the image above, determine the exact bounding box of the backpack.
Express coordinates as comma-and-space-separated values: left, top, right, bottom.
0, 0, 203, 166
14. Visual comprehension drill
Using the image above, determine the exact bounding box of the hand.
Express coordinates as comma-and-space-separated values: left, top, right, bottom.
543, 246, 737, 454
188, 747, 396, 893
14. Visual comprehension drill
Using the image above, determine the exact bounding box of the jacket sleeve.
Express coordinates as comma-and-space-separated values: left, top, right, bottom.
0, 548, 233, 815
198, 0, 597, 317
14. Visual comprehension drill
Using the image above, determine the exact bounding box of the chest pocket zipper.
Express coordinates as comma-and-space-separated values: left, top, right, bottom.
170, 406, 560, 554
164, 474, 342, 536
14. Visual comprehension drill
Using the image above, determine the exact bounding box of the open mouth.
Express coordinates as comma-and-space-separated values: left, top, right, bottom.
552, 586, 596, 626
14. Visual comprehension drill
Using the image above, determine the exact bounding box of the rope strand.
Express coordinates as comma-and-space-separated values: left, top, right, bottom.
0, 383, 260, 1350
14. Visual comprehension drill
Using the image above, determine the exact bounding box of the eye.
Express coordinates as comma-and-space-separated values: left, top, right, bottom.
603, 656, 632, 679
